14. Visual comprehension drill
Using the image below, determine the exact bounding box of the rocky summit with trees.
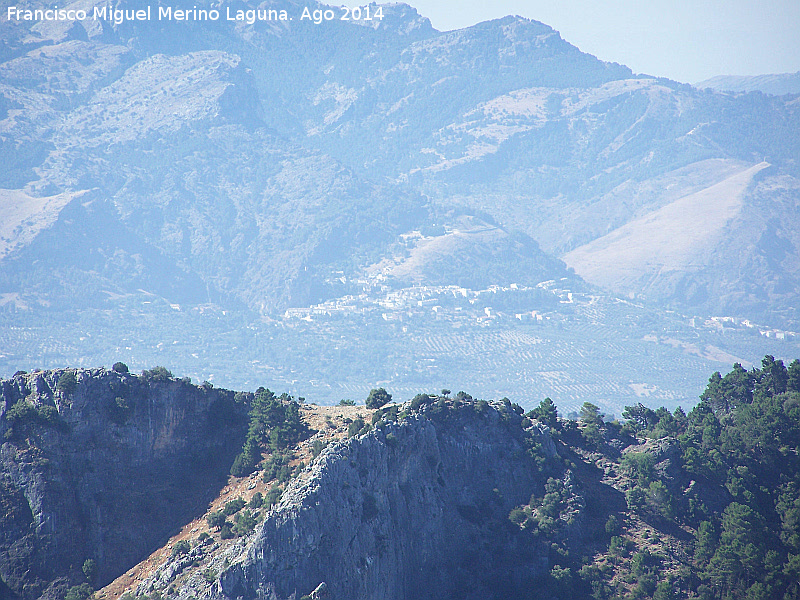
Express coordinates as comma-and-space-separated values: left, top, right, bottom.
1, 357, 800, 600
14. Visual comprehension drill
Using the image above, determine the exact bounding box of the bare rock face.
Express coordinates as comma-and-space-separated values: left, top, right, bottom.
163, 400, 557, 600
0, 368, 248, 600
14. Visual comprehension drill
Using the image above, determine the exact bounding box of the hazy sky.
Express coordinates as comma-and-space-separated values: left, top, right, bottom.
396, 0, 800, 83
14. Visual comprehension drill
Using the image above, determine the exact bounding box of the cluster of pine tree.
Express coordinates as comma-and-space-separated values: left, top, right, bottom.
229, 388, 307, 477
620, 356, 800, 600
519, 356, 800, 600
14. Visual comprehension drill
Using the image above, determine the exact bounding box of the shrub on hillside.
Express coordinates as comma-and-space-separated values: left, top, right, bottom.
5, 400, 67, 439
64, 584, 93, 600
56, 371, 77, 396
311, 439, 327, 458
348, 417, 366, 438
233, 509, 257, 536
170, 539, 191, 558
219, 523, 234, 539
107, 396, 132, 425
365, 388, 391, 409
409, 394, 430, 411
264, 485, 282, 510
262, 452, 293, 483
206, 511, 228, 530
142, 366, 172, 381
223, 498, 246, 516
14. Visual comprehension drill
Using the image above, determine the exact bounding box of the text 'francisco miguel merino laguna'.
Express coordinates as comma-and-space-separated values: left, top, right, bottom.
6, 4, 385, 25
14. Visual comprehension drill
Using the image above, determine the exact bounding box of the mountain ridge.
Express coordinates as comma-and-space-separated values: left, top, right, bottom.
3, 0, 798, 319
5, 357, 800, 600
696, 72, 800, 96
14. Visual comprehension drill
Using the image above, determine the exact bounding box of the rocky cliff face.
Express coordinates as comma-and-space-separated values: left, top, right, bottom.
143, 399, 563, 600
0, 368, 248, 600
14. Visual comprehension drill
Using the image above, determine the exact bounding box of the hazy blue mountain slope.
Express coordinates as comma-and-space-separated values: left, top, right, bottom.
562, 163, 800, 322
3, 0, 799, 321
0, 193, 209, 309
2, 3, 585, 314
269, 15, 635, 174
697, 72, 800, 95
203, 6, 800, 322
0, 40, 431, 312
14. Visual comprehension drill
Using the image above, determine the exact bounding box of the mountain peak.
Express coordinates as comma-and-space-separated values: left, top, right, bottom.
364, 2, 436, 36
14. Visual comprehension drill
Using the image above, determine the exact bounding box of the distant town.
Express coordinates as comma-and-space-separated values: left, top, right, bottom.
281, 274, 798, 343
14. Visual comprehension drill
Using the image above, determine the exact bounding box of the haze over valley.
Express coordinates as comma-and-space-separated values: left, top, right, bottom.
0, 0, 799, 416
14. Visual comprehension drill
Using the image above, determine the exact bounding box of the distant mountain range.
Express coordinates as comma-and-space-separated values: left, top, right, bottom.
696, 72, 800, 96
1, 0, 799, 404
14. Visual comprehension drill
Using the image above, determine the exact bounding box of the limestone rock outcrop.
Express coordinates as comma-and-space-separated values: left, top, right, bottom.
157, 400, 558, 600
0, 368, 248, 600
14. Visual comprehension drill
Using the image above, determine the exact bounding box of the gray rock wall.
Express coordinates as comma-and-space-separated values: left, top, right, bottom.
0, 368, 247, 599
208, 402, 554, 600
